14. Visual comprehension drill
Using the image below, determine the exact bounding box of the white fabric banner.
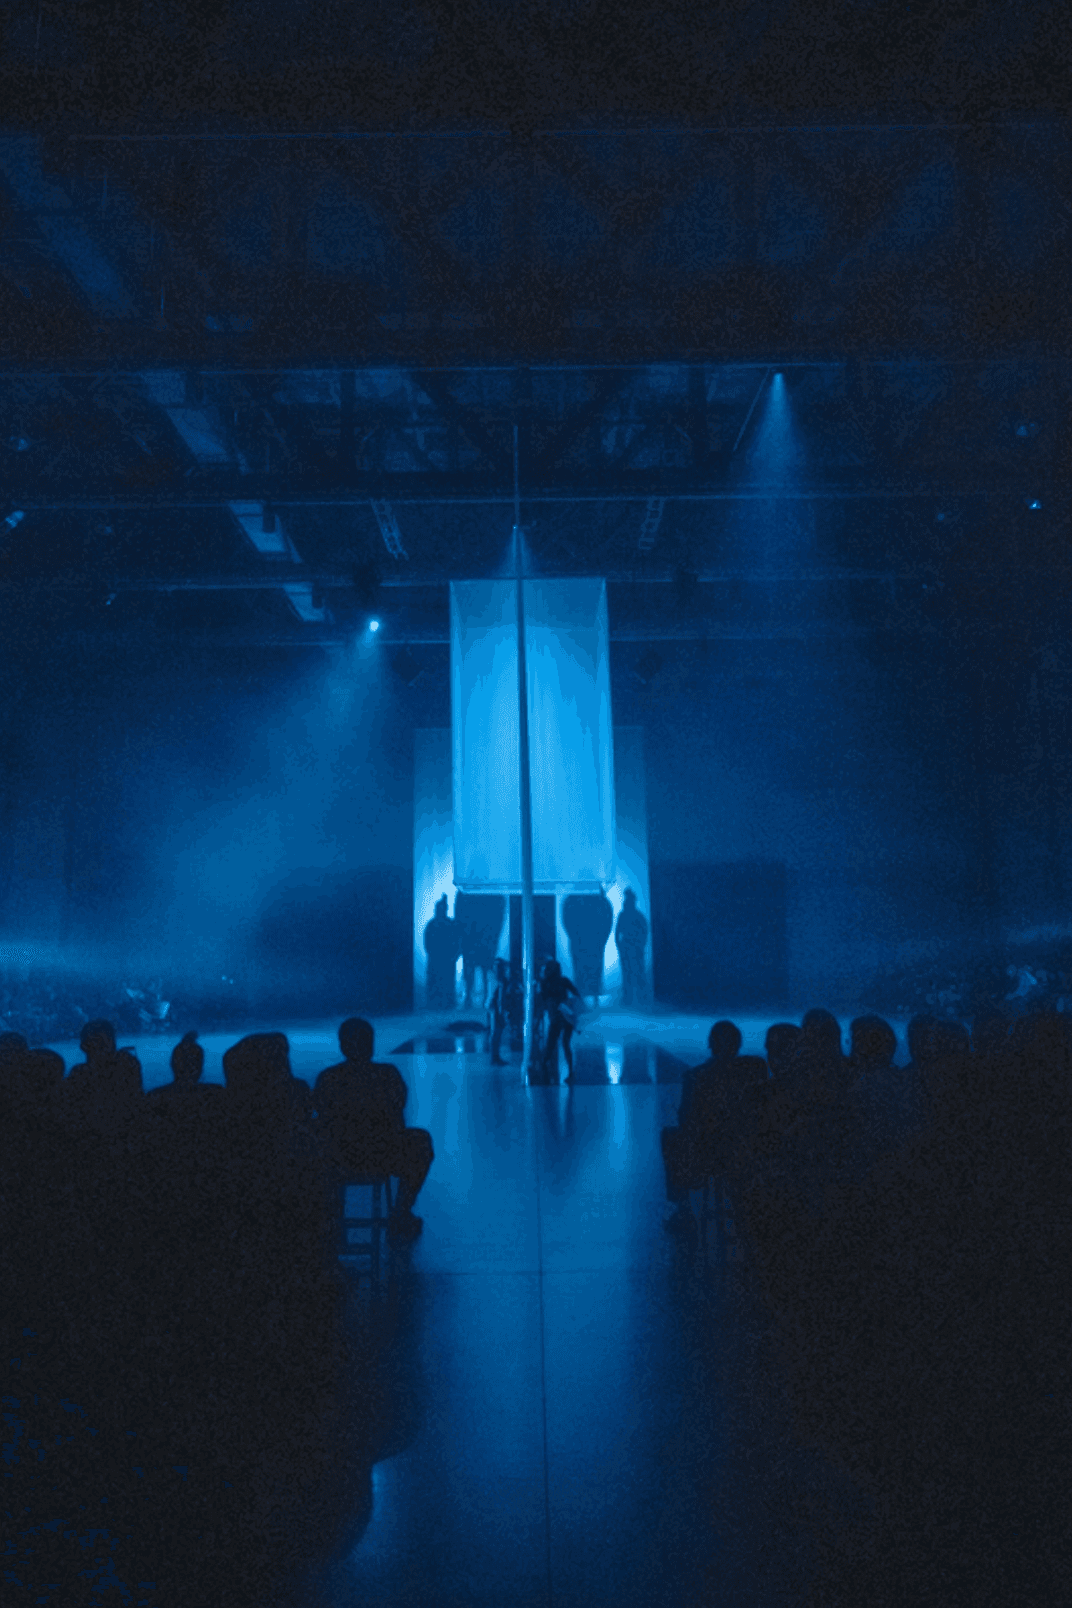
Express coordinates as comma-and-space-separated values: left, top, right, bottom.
450, 578, 615, 888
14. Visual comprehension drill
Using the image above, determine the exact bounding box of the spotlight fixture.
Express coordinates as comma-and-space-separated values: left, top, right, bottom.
3, 509, 25, 531
369, 618, 381, 633
1027, 499, 1042, 511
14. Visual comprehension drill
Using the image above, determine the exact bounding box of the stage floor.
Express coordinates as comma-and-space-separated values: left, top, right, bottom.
40, 1008, 877, 1606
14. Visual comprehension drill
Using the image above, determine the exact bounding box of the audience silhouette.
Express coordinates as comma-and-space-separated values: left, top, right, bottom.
314, 1017, 433, 1238
4, 972, 1068, 1606
59, 1017, 144, 1145
662, 1020, 749, 1233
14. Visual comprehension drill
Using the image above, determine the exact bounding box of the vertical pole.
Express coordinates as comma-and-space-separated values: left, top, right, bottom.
514, 425, 537, 1076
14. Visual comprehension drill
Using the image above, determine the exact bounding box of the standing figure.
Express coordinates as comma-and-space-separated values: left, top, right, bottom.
562, 890, 615, 1007
424, 894, 460, 1011
486, 959, 510, 1066
453, 892, 507, 1009
538, 959, 582, 1083
615, 889, 649, 1008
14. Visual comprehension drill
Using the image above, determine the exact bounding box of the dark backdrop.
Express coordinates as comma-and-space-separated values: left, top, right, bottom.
651, 861, 789, 1009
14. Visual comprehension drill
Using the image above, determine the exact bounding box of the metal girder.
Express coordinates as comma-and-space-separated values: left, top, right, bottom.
6, 565, 1070, 596
3, 473, 1059, 509
3, 125, 1067, 368
411, 370, 514, 475
25, 621, 958, 651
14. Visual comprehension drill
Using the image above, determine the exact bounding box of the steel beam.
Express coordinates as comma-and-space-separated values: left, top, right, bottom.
4, 475, 1059, 508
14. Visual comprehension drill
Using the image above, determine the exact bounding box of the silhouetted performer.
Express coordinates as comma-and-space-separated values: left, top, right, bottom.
453, 891, 506, 1008
562, 889, 614, 1006
661, 1020, 744, 1233
314, 1018, 433, 1239
424, 894, 460, 1010
615, 888, 649, 1007
538, 960, 582, 1082
486, 958, 510, 1065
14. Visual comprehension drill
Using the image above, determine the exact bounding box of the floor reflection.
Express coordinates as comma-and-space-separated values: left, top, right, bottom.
292, 1023, 850, 1608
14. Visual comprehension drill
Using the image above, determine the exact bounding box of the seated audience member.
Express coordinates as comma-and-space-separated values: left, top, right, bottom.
718, 1052, 772, 1192
798, 1008, 850, 1099
908, 1015, 970, 1123
220, 1032, 333, 1268
147, 1031, 226, 1149
972, 1009, 1011, 1064
221, 1032, 314, 1149
0, 1029, 29, 1064
769, 1009, 861, 1215
150, 1031, 212, 1098
0, 1038, 64, 1130
763, 1022, 803, 1083
314, 1018, 433, 1240
661, 1020, 744, 1234
846, 1014, 907, 1175
848, 1014, 897, 1078
60, 1019, 144, 1141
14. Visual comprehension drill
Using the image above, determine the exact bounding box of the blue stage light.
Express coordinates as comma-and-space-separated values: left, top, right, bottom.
1027, 499, 1042, 511
369, 618, 381, 633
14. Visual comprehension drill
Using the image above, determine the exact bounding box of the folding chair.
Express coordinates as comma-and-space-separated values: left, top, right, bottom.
337, 1174, 396, 1285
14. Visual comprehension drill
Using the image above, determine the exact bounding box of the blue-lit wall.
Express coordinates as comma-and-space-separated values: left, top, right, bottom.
0, 641, 415, 1017
634, 634, 995, 1007
5, 622, 1072, 1021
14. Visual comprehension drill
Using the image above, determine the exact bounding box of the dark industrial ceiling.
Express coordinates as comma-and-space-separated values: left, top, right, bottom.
1, 3, 1068, 656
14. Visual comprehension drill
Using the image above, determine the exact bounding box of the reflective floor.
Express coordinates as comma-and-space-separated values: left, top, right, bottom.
43, 1009, 876, 1606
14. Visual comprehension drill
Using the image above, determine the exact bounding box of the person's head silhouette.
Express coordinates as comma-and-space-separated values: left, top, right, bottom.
0, 1031, 28, 1065
623, 888, 637, 907
707, 1020, 742, 1061
849, 1015, 897, 1071
170, 1031, 204, 1085
80, 1019, 117, 1065
495, 959, 509, 982
222, 1033, 291, 1097
339, 1018, 375, 1063
435, 895, 448, 920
